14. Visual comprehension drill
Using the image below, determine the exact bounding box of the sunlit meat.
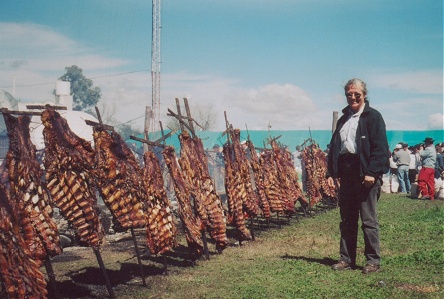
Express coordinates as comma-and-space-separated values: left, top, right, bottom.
42, 109, 104, 248
4, 113, 62, 265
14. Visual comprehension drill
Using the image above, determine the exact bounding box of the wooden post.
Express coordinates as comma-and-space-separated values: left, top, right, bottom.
250, 217, 255, 241
215, 243, 223, 254
175, 98, 185, 131
144, 106, 153, 153
130, 228, 147, 287
201, 231, 210, 260
159, 121, 165, 144
45, 255, 60, 299
183, 98, 195, 134
332, 111, 338, 134
95, 107, 102, 124
93, 247, 115, 299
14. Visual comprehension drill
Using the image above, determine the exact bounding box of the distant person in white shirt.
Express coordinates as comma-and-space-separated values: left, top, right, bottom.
292, 145, 304, 190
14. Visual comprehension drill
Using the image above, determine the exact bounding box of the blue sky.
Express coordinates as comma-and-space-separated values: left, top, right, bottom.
0, 0, 442, 132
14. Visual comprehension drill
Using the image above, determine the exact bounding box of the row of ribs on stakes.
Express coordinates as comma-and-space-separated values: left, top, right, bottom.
222, 128, 310, 240
300, 144, 338, 206
0, 106, 337, 298
0, 108, 177, 298
162, 129, 229, 255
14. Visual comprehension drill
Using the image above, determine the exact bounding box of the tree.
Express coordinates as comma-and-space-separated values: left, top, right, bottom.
166, 102, 217, 132
57, 65, 101, 111
116, 123, 142, 143
85, 101, 117, 126
195, 103, 217, 131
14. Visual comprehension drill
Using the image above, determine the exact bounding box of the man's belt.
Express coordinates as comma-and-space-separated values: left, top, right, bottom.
339, 153, 358, 159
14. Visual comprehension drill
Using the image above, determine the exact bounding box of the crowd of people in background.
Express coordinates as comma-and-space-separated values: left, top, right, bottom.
389, 137, 444, 200
204, 135, 444, 201
288, 136, 444, 201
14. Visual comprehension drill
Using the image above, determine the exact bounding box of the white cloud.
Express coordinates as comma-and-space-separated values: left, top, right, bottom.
157, 74, 326, 131
331, 71, 443, 131
375, 94, 443, 131
0, 22, 80, 55
0, 22, 129, 102
428, 113, 444, 130
225, 83, 319, 130
370, 70, 443, 95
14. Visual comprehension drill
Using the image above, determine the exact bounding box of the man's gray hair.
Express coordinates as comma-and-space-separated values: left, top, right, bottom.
344, 78, 368, 98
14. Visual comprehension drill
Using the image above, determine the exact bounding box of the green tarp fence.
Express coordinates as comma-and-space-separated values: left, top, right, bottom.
128, 129, 443, 153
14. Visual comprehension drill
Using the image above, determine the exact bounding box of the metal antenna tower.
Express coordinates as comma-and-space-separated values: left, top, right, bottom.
150, 0, 161, 132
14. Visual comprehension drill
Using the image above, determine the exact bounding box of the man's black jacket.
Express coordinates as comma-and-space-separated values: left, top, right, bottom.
326, 101, 390, 180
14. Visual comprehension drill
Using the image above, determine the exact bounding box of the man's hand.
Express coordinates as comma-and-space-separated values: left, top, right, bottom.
362, 175, 375, 188
327, 177, 335, 188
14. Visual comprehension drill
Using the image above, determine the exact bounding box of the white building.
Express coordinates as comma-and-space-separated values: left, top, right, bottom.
0, 81, 99, 154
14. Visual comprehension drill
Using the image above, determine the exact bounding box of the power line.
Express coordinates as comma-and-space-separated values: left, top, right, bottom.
0, 81, 55, 89
0, 70, 150, 89
114, 114, 146, 127
90, 70, 149, 80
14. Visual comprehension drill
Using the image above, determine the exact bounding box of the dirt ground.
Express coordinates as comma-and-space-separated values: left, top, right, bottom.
43, 202, 322, 299
44, 223, 262, 299
44, 228, 190, 299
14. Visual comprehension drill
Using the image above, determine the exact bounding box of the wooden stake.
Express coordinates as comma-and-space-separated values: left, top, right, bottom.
85, 119, 114, 131
95, 107, 102, 124
201, 231, 210, 260
159, 121, 165, 145
183, 98, 195, 134
215, 243, 223, 254
26, 104, 67, 110
162, 255, 168, 275
175, 98, 185, 132
167, 108, 195, 135
144, 106, 153, 153
130, 228, 147, 287
0, 108, 41, 116
93, 247, 115, 299
44, 255, 60, 299
250, 217, 255, 241
130, 135, 164, 148
332, 111, 339, 134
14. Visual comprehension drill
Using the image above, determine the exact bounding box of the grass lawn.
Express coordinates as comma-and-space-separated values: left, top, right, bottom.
118, 193, 443, 299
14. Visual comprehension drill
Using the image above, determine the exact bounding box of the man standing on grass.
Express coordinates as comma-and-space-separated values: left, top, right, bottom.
326, 78, 389, 274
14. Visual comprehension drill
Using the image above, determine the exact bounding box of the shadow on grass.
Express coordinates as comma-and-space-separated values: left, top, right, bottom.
141, 244, 201, 267
281, 254, 338, 267
47, 279, 95, 298
68, 263, 163, 286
